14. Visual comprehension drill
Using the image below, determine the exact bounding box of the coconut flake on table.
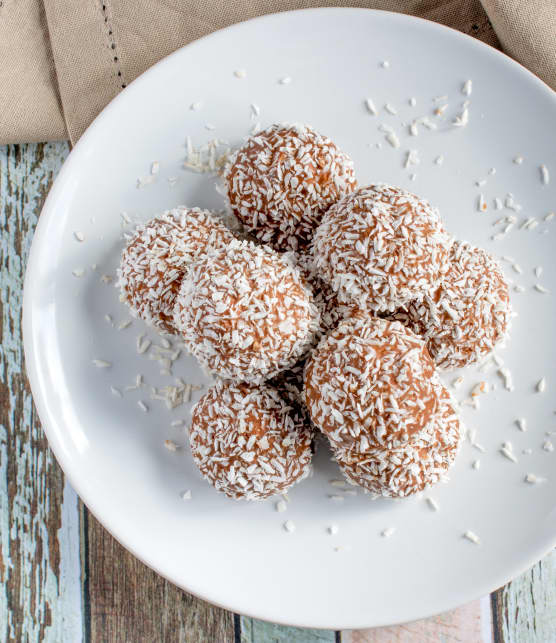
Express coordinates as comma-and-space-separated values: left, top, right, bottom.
275, 500, 288, 513
180, 490, 192, 501
516, 418, 527, 432
525, 473, 546, 484
365, 98, 377, 115
278, 76, 292, 85
378, 124, 400, 148
540, 165, 550, 185
463, 530, 481, 544
381, 527, 396, 538
327, 524, 339, 535
190, 101, 203, 111
409, 97, 417, 106
164, 439, 179, 452
513, 155, 524, 164
384, 103, 397, 115
543, 440, 554, 452
283, 520, 296, 533
544, 212, 555, 222
426, 497, 439, 511
534, 284, 550, 294
505, 193, 522, 212
477, 194, 487, 212
74, 231, 85, 242
72, 268, 85, 278
462, 79, 472, 95
500, 442, 517, 462
434, 104, 448, 116
380, 60, 390, 68
110, 386, 122, 398
92, 359, 111, 368
404, 149, 420, 169
498, 368, 514, 391
233, 69, 247, 78
452, 108, 469, 127
472, 460, 480, 470
434, 155, 444, 166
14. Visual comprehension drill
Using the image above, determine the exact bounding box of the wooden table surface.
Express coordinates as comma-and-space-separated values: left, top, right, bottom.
1, 141, 555, 642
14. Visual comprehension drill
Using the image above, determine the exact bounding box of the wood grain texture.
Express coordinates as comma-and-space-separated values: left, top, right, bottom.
491, 549, 556, 643
0, 142, 83, 642
85, 510, 236, 642
240, 616, 336, 642
343, 598, 492, 642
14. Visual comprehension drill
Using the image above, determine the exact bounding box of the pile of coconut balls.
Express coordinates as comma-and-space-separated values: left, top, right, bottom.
118, 123, 511, 501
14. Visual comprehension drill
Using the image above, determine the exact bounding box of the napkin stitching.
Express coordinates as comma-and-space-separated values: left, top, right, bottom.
100, 1, 126, 90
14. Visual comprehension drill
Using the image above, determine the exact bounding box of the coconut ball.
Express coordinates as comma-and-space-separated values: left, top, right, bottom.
189, 379, 313, 500
390, 241, 511, 370
335, 380, 463, 497
118, 207, 235, 333
223, 123, 357, 251
304, 315, 439, 452
312, 184, 452, 312
174, 239, 320, 383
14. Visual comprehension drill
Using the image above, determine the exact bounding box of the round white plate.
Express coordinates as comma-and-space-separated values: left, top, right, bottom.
24, 8, 556, 629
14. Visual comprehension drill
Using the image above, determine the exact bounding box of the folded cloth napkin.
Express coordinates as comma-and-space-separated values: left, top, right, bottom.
0, 0, 553, 145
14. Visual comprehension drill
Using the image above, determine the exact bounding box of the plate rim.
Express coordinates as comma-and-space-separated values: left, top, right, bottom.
23, 6, 556, 630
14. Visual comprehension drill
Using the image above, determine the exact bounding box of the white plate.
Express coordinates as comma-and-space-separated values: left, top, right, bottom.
24, 8, 556, 629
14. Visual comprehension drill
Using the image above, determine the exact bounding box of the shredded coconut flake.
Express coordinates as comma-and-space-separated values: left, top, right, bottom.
180, 490, 192, 500
537, 377, 547, 393
92, 359, 111, 368
233, 69, 247, 78
275, 500, 287, 513
164, 439, 178, 452
540, 165, 550, 185
463, 530, 480, 544
283, 520, 296, 533
426, 497, 439, 511
381, 527, 396, 538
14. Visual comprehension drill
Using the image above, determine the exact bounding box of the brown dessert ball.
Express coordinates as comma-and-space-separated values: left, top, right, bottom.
118, 207, 235, 333
311, 184, 452, 312
223, 123, 357, 251
335, 379, 463, 497
304, 315, 439, 452
390, 241, 511, 370
174, 239, 320, 383
189, 380, 313, 500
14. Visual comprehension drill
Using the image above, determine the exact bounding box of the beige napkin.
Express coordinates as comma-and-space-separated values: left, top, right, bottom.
0, 1, 554, 145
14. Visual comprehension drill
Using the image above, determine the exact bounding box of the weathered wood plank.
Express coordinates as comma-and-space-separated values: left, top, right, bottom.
491, 549, 556, 643
85, 510, 236, 642
240, 616, 336, 642
0, 142, 83, 642
342, 599, 491, 642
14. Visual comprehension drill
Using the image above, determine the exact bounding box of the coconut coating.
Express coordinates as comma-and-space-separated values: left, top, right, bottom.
390, 241, 511, 370
223, 123, 357, 251
189, 380, 313, 500
174, 239, 320, 383
312, 184, 452, 312
335, 380, 463, 497
304, 315, 439, 452
295, 252, 360, 337
118, 207, 235, 333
